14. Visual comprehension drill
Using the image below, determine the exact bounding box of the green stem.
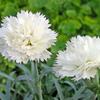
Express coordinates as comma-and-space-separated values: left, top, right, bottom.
53, 77, 64, 100
96, 70, 99, 88
35, 61, 43, 100
95, 69, 100, 99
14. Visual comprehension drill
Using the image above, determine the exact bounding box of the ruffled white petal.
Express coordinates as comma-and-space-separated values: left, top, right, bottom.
0, 10, 57, 63
54, 36, 100, 80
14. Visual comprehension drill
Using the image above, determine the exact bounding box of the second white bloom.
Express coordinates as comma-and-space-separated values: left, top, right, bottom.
54, 36, 100, 80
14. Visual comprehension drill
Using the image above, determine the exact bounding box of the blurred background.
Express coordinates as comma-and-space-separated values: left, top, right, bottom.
0, 0, 100, 98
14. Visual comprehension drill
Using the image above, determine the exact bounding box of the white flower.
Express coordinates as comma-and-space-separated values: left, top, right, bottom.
54, 36, 100, 80
0, 10, 57, 63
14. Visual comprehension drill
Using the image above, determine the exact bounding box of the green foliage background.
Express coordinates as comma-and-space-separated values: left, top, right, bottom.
0, 0, 100, 66
0, 0, 100, 99
0, 0, 100, 72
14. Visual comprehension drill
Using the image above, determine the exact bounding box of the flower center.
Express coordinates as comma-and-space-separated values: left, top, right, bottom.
23, 39, 32, 46
27, 40, 32, 46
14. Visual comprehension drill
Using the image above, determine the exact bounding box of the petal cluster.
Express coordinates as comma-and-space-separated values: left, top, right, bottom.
0, 11, 57, 63
54, 36, 100, 80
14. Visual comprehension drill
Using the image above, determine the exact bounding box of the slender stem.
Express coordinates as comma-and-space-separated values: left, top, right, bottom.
96, 70, 99, 88
53, 77, 64, 100
35, 61, 43, 100
95, 69, 100, 99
